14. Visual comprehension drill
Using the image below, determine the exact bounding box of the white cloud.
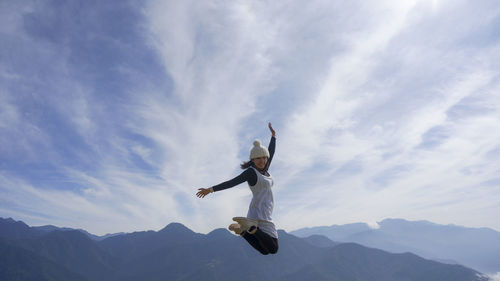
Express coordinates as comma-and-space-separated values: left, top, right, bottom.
117, 0, 286, 232
489, 272, 500, 281
272, 0, 500, 231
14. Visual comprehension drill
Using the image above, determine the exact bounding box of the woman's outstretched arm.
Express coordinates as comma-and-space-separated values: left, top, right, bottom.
196, 168, 257, 198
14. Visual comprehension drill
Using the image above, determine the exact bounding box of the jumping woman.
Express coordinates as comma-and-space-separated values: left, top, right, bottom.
196, 122, 278, 255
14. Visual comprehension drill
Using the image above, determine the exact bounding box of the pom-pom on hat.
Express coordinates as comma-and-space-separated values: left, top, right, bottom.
250, 139, 270, 159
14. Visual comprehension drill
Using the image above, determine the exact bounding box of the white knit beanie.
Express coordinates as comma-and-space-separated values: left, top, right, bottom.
250, 139, 270, 159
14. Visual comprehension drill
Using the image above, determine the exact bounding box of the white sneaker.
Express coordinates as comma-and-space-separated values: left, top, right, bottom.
228, 223, 244, 235
232, 217, 258, 231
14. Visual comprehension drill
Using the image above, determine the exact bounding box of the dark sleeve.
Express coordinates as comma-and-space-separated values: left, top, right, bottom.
267, 136, 276, 168
212, 168, 258, 192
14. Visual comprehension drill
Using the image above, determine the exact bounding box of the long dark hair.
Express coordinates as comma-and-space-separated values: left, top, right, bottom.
240, 161, 254, 169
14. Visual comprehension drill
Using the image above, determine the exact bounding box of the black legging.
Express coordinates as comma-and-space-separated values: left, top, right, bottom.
241, 227, 279, 255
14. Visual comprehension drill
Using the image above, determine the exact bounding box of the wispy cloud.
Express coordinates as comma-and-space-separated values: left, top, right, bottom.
272, 0, 500, 230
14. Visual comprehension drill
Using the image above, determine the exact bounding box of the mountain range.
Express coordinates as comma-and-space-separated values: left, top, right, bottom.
291, 218, 500, 275
0, 217, 492, 281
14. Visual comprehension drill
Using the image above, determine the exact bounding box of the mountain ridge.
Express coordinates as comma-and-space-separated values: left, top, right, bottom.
0, 217, 124, 241
291, 218, 500, 274
0, 217, 492, 281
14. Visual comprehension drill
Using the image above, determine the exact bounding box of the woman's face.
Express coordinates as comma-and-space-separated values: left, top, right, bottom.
252, 157, 268, 170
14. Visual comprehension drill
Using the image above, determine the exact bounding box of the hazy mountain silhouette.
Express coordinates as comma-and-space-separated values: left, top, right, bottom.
0, 217, 491, 281
99, 222, 204, 262
293, 222, 373, 241
280, 243, 487, 281
19, 230, 119, 281
291, 218, 500, 274
0, 217, 121, 241
302, 234, 340, 248
0, 238, 89, 281
0, 218, 42, 239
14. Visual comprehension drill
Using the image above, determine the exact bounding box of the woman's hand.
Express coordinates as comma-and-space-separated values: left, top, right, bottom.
268, 122, 276, 137
196, 188, 213, 198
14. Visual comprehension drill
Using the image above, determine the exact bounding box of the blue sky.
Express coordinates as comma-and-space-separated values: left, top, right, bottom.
1, 0, 499, 235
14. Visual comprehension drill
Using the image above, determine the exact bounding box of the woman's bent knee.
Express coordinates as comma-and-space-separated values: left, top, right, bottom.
269, 244, 278, 254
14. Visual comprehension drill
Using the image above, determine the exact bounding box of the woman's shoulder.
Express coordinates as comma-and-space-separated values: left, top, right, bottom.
245, 166, 257, 174
243, 167, 258, 181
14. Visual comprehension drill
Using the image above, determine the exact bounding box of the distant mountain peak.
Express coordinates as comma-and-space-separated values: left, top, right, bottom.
159, 222, 193, 234
0, 217, 38, 239
303, 234, 339, 248
1, 217, 29, 227
206, 228, 233, 239
379, 218, 435, 225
